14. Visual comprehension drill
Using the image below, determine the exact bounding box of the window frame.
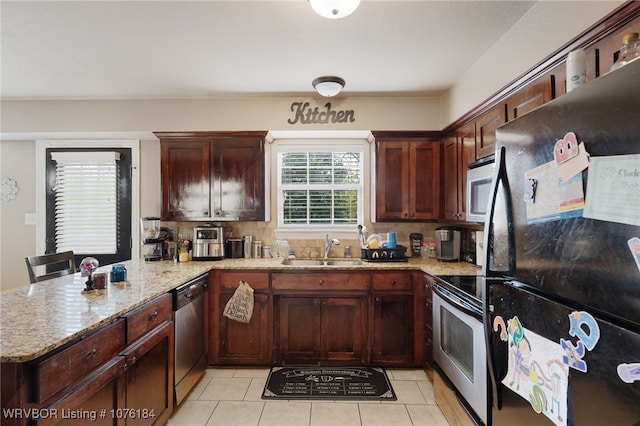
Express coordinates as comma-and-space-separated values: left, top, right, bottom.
36, 140, 140, 260
274, 139, 367, 238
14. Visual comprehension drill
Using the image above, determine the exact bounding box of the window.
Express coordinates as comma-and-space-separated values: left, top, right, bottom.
277, 142, 364, 231
37, 140, 139, 267
50, 151, 120, 254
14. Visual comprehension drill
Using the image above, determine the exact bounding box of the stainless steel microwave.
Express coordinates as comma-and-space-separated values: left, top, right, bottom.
466, 156, 495, 223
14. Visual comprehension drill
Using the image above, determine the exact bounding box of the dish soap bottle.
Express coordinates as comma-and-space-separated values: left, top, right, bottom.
610, 32, 640, 72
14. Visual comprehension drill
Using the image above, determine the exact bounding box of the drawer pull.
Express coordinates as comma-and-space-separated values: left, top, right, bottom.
86, 348, 97, 360
150, 311, 159, 319
319, 279, 324, 284
391, 280, 397, 286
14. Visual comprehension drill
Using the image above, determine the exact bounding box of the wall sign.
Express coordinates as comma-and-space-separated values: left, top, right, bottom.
287, 101, 356, 125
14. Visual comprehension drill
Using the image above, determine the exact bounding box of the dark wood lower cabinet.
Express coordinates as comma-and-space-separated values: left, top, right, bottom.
218, 292, 270, 365
121, 321, 173, 426
278, 296, 366, 365
372, 294, 414, 365
42, 357, 126, 426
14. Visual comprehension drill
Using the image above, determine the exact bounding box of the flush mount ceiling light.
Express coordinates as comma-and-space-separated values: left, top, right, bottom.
312, 76, 346, 97
308, 0, 361, 19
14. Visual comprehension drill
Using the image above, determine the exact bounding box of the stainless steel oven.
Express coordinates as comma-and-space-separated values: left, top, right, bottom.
433, 275, 487, 425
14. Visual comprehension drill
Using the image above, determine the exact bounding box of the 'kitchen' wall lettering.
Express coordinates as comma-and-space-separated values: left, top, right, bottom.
288, 102, 355, 125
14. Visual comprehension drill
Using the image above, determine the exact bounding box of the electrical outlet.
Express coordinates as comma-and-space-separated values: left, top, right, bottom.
25, 213, 36, 225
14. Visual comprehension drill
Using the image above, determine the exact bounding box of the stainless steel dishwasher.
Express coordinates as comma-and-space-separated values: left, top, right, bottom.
173, 273, 209, 405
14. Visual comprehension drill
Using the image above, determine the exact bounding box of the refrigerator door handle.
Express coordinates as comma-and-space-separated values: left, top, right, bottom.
482, 146, 516, 278
483, 279, 502, 410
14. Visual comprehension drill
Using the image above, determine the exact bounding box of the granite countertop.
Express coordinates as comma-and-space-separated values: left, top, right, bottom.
0, 256, 480, 363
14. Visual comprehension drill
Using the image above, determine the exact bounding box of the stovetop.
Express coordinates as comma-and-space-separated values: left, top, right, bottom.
433, 275, 484, 315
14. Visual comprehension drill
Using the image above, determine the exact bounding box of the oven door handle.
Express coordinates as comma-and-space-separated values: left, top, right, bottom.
432, 283, 481, 319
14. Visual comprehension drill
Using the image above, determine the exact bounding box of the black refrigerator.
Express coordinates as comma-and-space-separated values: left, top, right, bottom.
482, 58, 640, 426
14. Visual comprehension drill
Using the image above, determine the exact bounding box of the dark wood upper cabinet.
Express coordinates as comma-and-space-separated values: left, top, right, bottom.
475, 106, 505, 160
156, 131, 267, 221
374, 133, 441, 221
505, 78, 553, 122
443, 122, 475, 221
160, 138, 211, 220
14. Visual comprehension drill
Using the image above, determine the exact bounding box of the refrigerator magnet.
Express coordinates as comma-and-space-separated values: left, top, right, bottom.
617, 363, 640, 383
553, 133, 590, 183
628, 237, 640, 273
524, 178, 537, 204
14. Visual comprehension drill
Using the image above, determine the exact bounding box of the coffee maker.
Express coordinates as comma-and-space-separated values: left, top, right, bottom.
141, 217, 168, 261
192, 223, 225, 260
435, 226, 462, 262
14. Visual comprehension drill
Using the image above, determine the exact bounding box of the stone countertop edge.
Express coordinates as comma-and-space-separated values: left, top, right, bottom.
0, 257, 480, 362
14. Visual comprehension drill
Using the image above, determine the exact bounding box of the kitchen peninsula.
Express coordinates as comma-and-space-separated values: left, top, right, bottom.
1, 257, 478, 426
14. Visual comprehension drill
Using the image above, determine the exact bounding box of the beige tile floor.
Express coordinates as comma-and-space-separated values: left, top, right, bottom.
168, 368, 450, 426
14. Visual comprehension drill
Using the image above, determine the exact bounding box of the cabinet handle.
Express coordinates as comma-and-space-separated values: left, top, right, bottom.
130, 356, 137, 365
391, 280, 397, 286
150, 311, 159, 319
86, 348, 97, 360
203, 209, 209, 216
375, 297, 381, 303
318, 279, 324, 285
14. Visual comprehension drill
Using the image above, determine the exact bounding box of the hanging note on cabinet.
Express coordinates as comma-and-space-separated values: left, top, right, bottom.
584, 154, 640, 226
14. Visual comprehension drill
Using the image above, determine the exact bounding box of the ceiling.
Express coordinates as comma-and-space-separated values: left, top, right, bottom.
1, 0, 537, 101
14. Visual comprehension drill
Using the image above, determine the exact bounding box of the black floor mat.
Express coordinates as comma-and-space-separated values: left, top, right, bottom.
262, 366, 397, 401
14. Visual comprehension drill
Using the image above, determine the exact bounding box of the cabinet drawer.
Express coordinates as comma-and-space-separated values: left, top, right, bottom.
272, 272, 370, 291
372, 272, 413, 291
36, 319, 126, 403
124, 293, 172, 344
219, 272, 269, 291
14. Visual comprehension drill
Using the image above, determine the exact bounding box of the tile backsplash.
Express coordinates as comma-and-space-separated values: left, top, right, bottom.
161, 221, 482, 259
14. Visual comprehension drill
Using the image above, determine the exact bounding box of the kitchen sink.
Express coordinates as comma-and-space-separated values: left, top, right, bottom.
280, 258, 363, 266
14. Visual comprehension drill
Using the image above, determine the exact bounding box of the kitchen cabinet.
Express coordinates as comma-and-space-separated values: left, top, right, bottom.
371, 271, 422, 366
37, 320, 127, 426
373, 133, 441, 221
272, 272, 369, 365
423, 274, 434, 366
157, 131, 267, 221
120, 293, 173, 426
505, 77, 552, 122
474, 105, 505, 160
442, 122, 476, 221
211, 271, 271, 365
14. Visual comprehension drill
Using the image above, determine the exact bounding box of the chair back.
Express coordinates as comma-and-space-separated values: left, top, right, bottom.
25, 251, 76, 283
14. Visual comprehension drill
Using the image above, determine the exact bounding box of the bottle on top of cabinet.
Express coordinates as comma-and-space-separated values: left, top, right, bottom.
610, 32, 640, 72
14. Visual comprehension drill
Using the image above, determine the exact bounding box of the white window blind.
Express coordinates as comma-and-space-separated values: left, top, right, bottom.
277, 145, 363, 229
51, 152, 121, 254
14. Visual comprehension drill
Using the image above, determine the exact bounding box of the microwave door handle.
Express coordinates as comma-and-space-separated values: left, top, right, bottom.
482, 146, 516, 278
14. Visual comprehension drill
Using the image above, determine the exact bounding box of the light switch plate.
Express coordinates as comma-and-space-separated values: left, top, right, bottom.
25, 213, 36, 225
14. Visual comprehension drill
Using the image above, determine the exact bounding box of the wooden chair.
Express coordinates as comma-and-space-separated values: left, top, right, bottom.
25, 251, 76, 283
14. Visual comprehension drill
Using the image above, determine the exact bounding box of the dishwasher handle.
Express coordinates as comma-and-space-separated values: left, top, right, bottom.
173, 274, 208, 311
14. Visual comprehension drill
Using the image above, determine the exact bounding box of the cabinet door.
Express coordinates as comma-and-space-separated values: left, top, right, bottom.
442, 137, 458, 221
160, 138, 211, 220
211, 138, 265, 221
423, 275, 435, 366
218, 293, 271, 365
505, 78, 552, 122
375, 141, 409, 220
40, 357, 126, 426
372, 294, 414, 366
475, 106, 505, 160
278, 297, 321, 362
121, 321, 173, 426
410, 141, 441, 220
321, 297, 365, 363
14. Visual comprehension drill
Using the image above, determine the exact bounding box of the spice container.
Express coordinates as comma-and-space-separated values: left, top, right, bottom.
253, 240, 263, 258
110, 264, 127, 282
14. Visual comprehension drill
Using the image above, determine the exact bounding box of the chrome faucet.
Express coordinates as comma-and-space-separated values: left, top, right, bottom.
324, 234, 340, 260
